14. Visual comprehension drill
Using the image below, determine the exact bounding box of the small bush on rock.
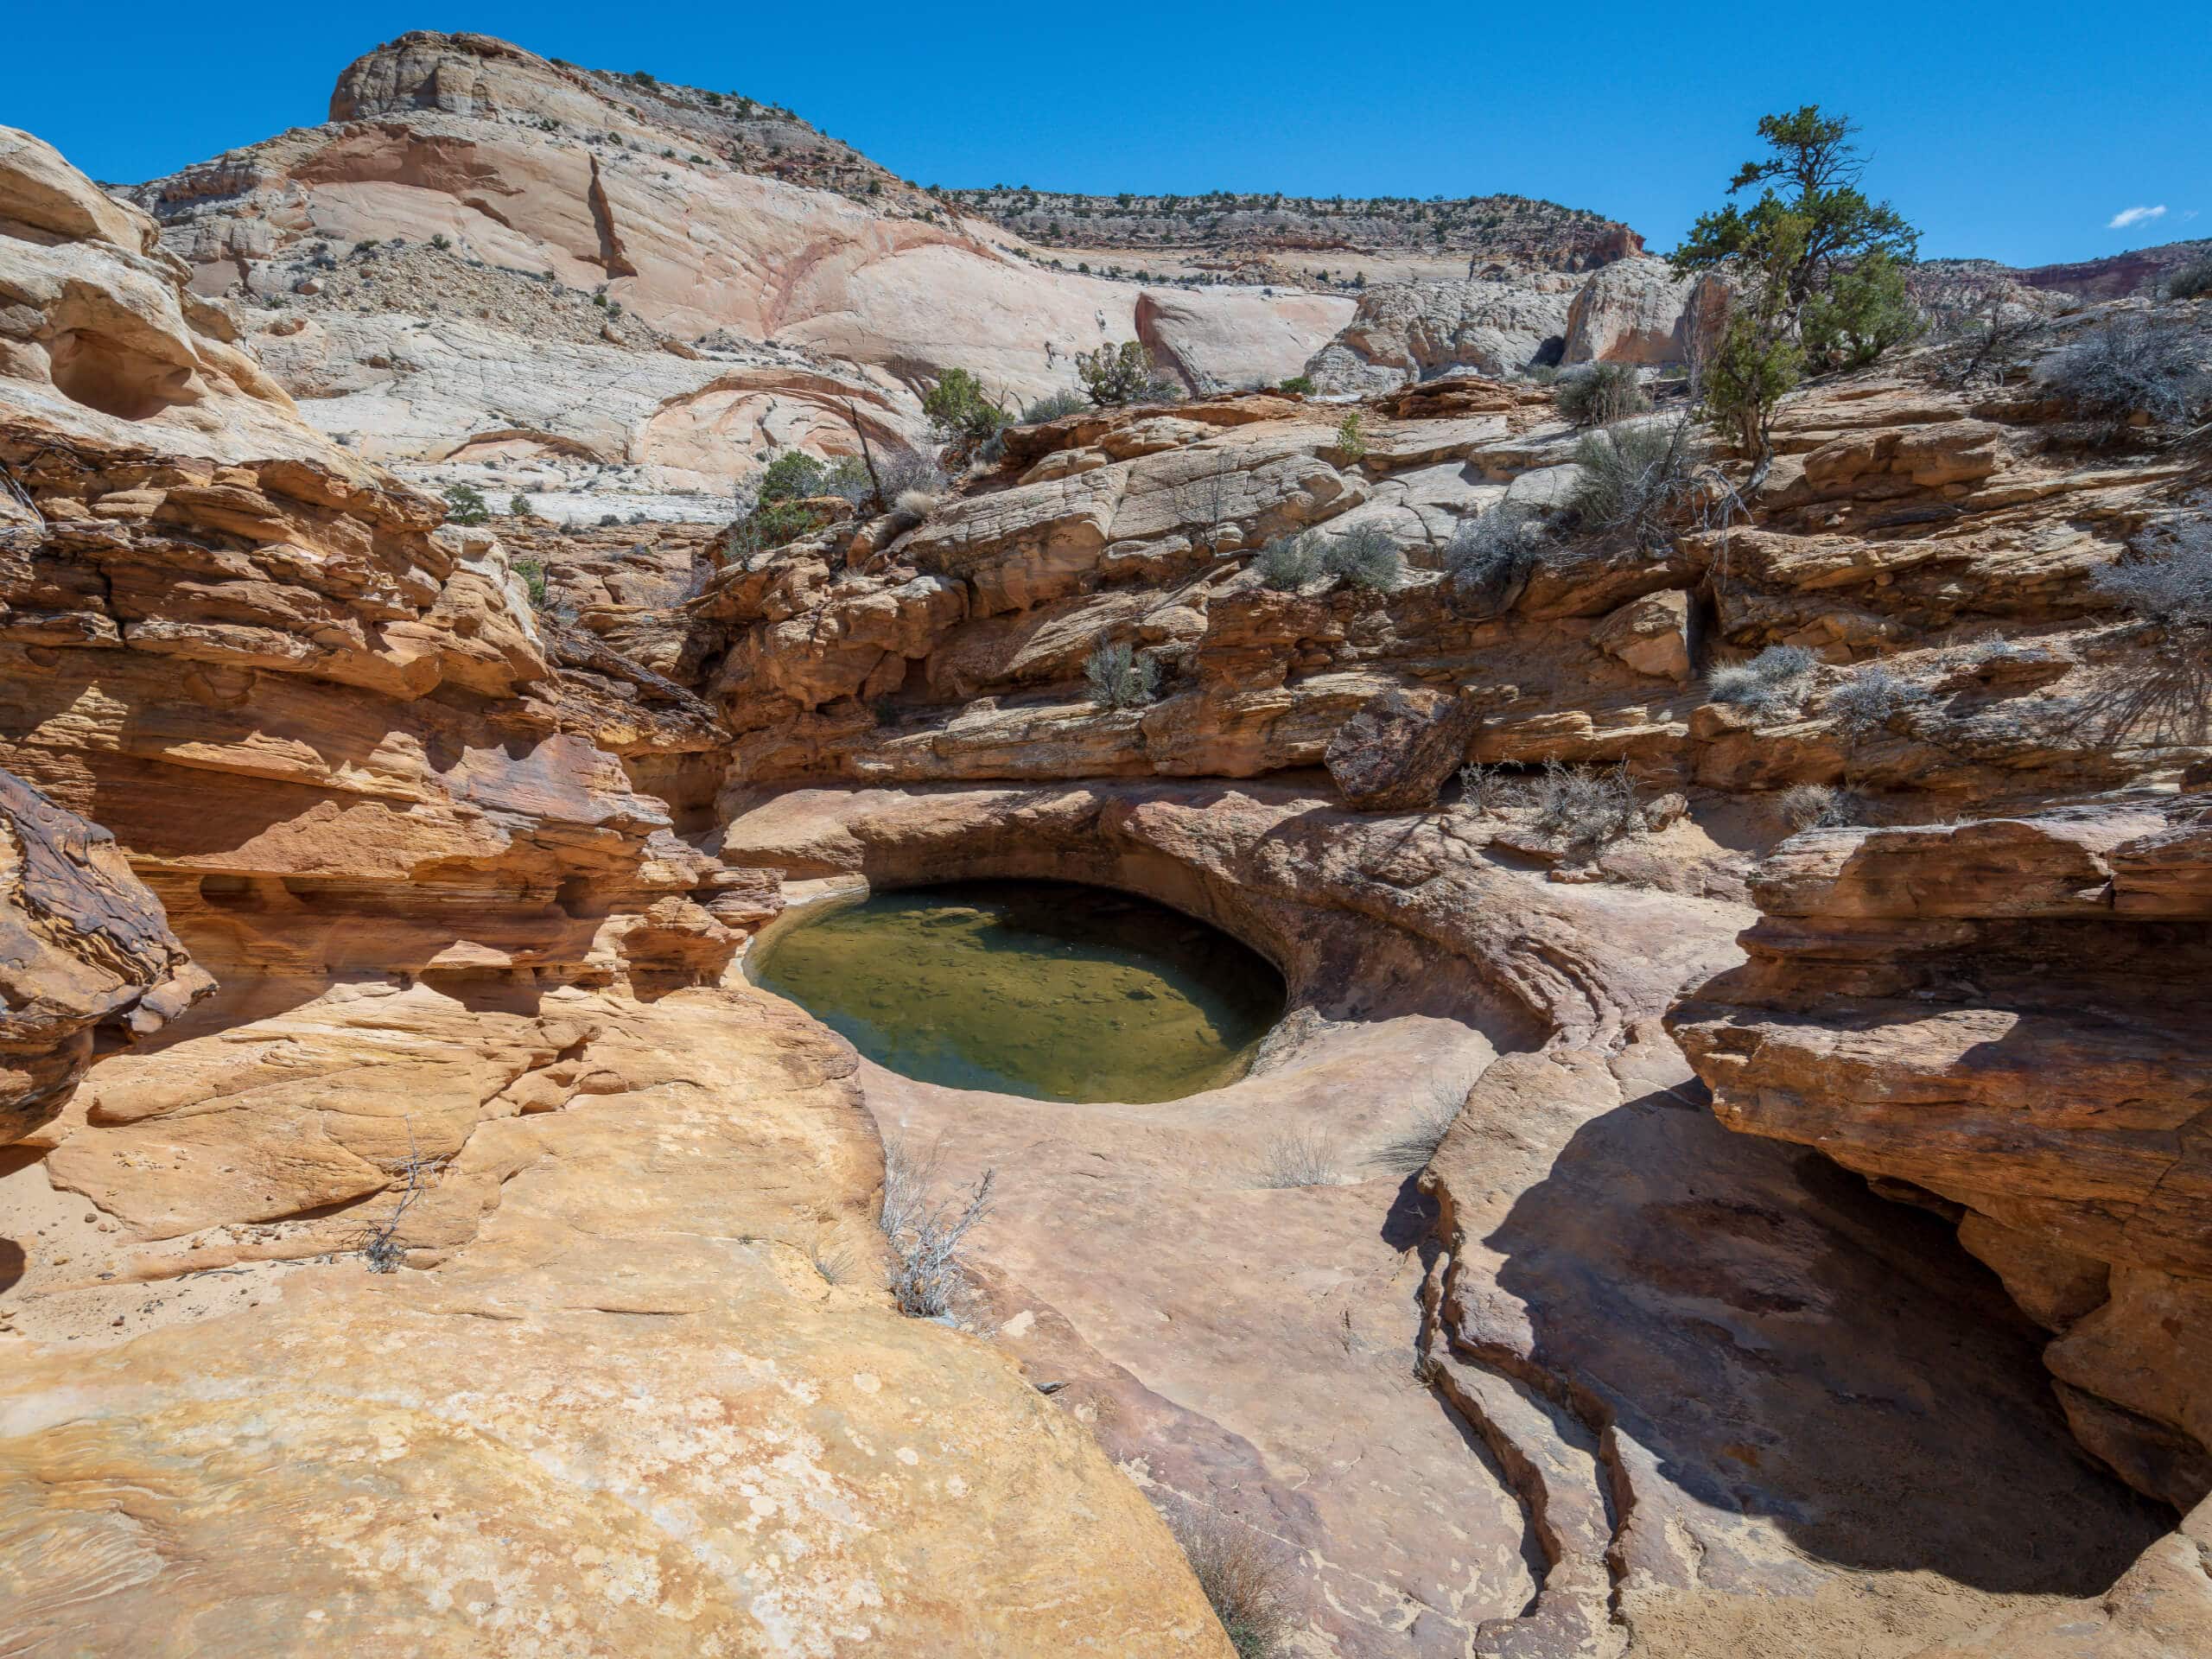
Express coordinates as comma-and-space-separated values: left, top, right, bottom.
1076, 340, 1159, 405
1255, 1128, 1340, 1188
1777, 782, 1866, 830
1084, 640, 1161, 709
1446, 503, 1546, 602
1019, 387, 1091, 424
2166, 258, 2212, 302
442, 483, 491, 525
1524, 758, 1643, 855
1456, 761, 1522, 816
1569, 418, 1697, 545
1253, 532, 1323, 592
1317, 523, 1404, 593
1708, 644, 1819, 721
2037, 315, 2212, 442
1165, 1503, 1301, 1659
756, 450, 829, 503
879, 1138, 995, 1321
1278, 375, 1315, 395
923, 367, 1010, 445
1555, 362, 1649, 427
511, 556, 548, 609
2093, 521, 2212, 646
1826, 662, 1922, 737
1334, 411, 1369, 460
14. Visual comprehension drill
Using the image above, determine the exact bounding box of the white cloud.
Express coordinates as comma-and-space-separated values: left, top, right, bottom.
2107, 204, 2168, 230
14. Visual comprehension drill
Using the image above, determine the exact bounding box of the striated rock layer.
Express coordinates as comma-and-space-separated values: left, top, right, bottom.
0, 769, 208, 1142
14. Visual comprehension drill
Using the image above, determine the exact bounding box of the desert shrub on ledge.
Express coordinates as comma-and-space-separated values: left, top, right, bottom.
1708, 644, 1819, 721
1084, 640, 1162, 709
1568, 417, 1698, 545
1554, 362, 1649, 427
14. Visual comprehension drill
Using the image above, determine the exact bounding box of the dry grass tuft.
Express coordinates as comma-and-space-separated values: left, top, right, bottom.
1255, 1128, 1341, 1188
1163, 1501, 1302, 1659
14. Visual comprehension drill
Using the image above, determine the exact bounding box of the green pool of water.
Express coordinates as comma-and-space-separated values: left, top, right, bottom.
749, 881, 1285, 1102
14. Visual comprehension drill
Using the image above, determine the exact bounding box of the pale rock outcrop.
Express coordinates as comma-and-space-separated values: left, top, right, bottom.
133, 31, 1352, 447
1304, 275, 1577, 391
0, 126, 347, 465
0, 982, 1233, 1656
1562, 255, 1716, 365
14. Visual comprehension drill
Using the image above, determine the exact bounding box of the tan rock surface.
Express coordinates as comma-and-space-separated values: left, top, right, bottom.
0, 982, 1231, 1657
721, 779, 2179, 1657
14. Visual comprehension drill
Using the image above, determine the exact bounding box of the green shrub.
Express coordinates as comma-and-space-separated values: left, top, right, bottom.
1703, 313, 1806, 457
1802, 247, 1922, 368
923, 368, 1010, 444
1317, 522, 1403, 593
1708, 645, 1819, 721
725, 497, 822, 563
1076, 341, 1159, 405
442, 483, 491, 525
755, 451, 828, 502
429, 233, 451, 251
511, 556, 549, 609
507, 493, 538, 519
1084, 640, 1160, 709
1568, 419, 1697, 544
1277, 375, 1314, 395
2165, 257, 2212, 301
1554, 363, 1649, 427
1019, 388, 1091, 424
1253, 533, 1322, 592
1333, 411, 1368, 460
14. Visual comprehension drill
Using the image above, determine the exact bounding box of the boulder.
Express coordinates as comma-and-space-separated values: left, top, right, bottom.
1590, 587, 1694, 680
1324, 687, 1479, 810
1562, 254, 1707, 364
1304, 275, 1575, 391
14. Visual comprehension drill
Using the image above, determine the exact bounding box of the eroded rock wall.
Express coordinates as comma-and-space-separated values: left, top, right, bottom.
1670, 806, 2212, 1510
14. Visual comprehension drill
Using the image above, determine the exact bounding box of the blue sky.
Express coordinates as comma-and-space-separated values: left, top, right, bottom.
5, 2, 2202, 267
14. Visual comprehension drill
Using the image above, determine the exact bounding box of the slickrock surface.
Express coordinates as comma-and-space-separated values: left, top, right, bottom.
0, 131, 1236, 1656
0, 982, 1230, 1657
